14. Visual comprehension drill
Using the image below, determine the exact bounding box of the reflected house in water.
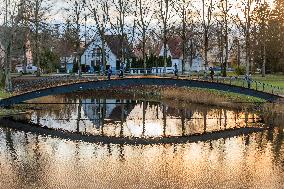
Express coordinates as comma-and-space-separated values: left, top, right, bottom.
82, 99, 134, 129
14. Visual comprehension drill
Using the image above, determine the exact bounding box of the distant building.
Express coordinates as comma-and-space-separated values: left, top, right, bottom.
81, 35, 133, 72
158, 36, 205, 72
60, 53, 76, 73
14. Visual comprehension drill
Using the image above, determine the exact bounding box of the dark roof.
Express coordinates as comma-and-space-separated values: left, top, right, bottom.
167, 36, 183, 59
105, 35, 134, 58
156, 36, 183, 59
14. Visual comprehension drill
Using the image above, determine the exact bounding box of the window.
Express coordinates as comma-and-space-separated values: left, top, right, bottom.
90, 46, 108, 67
92, 48, 101, 58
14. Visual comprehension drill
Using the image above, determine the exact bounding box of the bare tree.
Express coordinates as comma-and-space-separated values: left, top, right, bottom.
65, 0, 86, 77
254, 0, 271, 77
29, 0, 50, 76
88, 0, 110, 74
234, 0, 255, 75
1, 0, 21, 91
201, 0, 214, 73
216, 0, 232, 77
109, 0, 131, 67
157, 0, 175, 74
173, 0, 194, 74
135, 0, 154, 73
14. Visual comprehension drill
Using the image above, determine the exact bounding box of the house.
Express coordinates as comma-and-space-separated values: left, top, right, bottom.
158, 36, 205, 72
60, 54, 76, 73
80, 35, 133, 72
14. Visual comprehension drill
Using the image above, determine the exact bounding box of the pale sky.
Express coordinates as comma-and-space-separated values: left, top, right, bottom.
0, 0, 276, 29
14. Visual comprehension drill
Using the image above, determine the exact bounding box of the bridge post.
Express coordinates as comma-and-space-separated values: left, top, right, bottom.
263, 83, 265, 92
255, 81, 258, 91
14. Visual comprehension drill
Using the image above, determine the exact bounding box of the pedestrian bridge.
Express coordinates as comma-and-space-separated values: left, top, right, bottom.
0, 76, 283, 107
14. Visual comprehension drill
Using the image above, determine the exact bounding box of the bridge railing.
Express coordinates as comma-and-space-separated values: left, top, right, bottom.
189, 75, 284, 97
12, 75, 97, 94
11, 72, 284, 97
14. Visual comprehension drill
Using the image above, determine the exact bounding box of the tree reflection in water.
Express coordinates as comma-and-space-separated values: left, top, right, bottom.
0, 93, 283, 188
0, 126, 283, 188
21, 95, 263, 139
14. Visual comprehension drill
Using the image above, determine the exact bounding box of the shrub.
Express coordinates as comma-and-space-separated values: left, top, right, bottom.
235, 66, 246, 75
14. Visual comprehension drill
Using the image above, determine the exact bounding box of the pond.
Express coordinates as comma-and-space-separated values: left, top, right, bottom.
0, 92, 283, 188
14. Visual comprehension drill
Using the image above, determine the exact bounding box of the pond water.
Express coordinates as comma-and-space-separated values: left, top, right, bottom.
0, 93, 283, 188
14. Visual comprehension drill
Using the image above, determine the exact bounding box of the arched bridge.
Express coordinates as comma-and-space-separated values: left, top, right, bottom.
0, 76, 283, 107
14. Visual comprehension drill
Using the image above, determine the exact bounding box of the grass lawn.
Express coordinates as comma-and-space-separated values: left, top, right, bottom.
252, 74, 284, 88
0, 89, 11, 99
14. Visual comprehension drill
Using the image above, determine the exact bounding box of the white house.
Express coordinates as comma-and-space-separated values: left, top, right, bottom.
158, 36, 205, 72
81, 35, 132, 72
60, 54, 76, 73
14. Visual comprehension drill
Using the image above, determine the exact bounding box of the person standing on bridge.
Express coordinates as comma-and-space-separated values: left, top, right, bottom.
245, 74, 252, 89
108, 66, 112, 80
119, 63, 124, 78
174, 63, 178, 77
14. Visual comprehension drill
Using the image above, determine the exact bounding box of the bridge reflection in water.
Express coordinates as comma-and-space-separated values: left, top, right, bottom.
21, 95, 262, 139
0, 96, 283, 188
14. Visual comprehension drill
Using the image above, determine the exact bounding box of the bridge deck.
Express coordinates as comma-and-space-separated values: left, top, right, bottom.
0, 75, 282, 107
11, 75, 284, 95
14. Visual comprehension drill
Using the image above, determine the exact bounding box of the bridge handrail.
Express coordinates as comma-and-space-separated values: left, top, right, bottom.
190, 75, 284, 96
10, 74, 284, 97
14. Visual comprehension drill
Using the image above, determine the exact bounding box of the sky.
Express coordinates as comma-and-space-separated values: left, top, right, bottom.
0, 0, 276, 30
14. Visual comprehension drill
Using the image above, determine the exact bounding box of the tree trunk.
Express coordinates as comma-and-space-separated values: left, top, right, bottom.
182, 6, 186, 75
223, 0, 229, 77
204, 28, 208, 72
23, 44, 27, 74
237, 39, 241, 68
189, 39, 193, 69
142, 33, 147, 74
262, 44, 266, 77
102, 35, 106, 75
35, 0, 41, 77
245, 0, 251, 75
4, 42, 12, 92
163, 24, 167, 74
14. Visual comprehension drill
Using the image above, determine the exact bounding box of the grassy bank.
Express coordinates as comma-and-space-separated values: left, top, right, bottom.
0, 88, 14, 117
252, 74, 284, 88
161, 87, 266, 104
116, 86, 266, 109
0, 89, 11, 99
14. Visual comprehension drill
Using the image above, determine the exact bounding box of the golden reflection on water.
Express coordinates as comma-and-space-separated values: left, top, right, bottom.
25, 96, 261, 138
0, 95, 283, 188
0, 128, 283, 189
